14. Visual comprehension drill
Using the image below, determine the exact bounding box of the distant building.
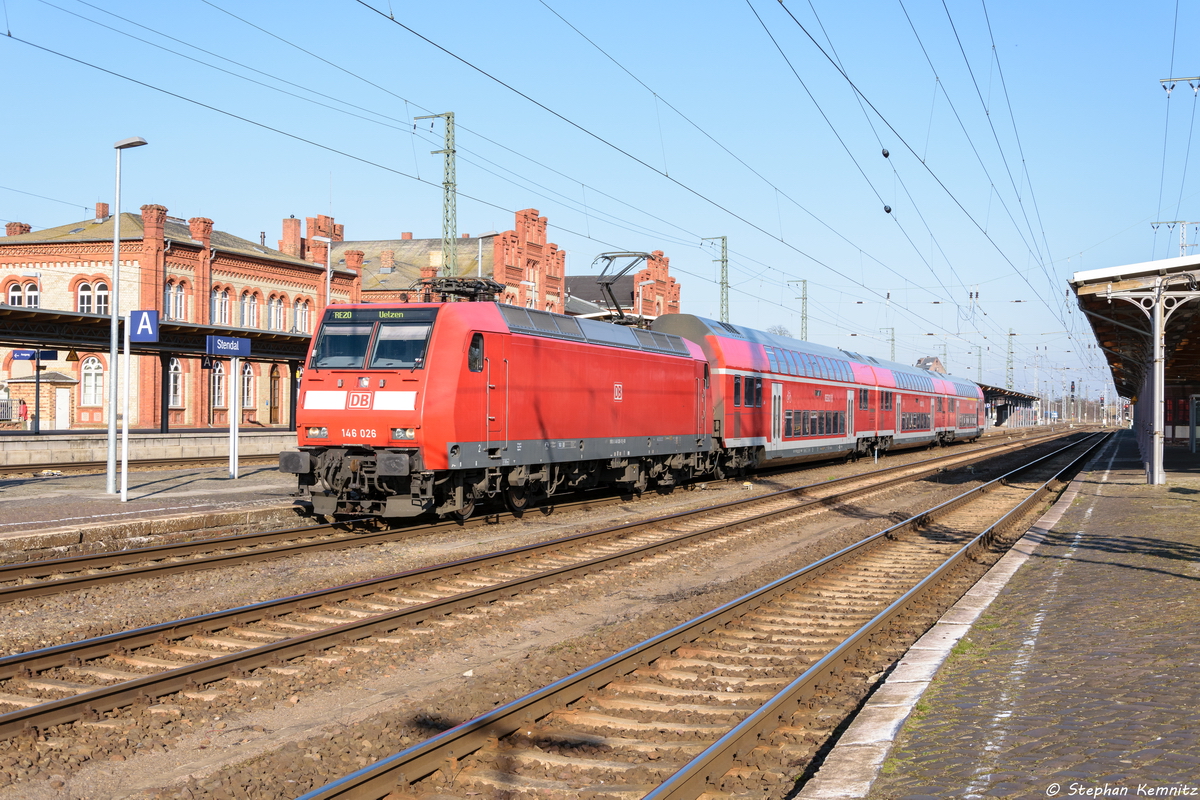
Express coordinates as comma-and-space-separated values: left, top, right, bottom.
564, 250, 681, 320
0, 204, 356, 430
915, 356, 947, 374
341, 208, 566, 313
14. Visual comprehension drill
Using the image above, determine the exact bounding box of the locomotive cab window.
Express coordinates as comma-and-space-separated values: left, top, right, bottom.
467, 333, 484, 372
310, 324, 374, 368
369, 321, 433, 369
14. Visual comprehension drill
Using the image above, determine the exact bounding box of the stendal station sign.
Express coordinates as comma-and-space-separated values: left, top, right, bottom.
11, 350, 57, 361
205, 335, 250, 357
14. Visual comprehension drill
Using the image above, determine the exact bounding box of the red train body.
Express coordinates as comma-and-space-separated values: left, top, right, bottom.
280, 303, 984, 518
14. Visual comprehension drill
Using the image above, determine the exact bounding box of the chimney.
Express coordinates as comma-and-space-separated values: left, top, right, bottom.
188, 217, 214, 250
333, 223, 345, 241
95, 202, 109, 221
344, 249, 364, 272
140, 204, 168, 244
401, 232, 413, 240
461, 232, 470, 238
5, 222, 31, 236
280, 217, 301, 257
420, 262, 438, 281
380, 250, 395, 273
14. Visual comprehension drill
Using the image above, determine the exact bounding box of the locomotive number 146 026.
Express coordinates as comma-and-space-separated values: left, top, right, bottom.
342, 429, 377, 439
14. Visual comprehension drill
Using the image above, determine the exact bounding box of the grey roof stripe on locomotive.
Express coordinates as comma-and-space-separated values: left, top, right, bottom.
497, 304, 692, 358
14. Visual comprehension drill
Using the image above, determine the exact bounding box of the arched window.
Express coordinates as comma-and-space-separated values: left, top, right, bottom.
78, 283, 93, 314
81, 357, 103, 406
173, 283, 185, 320
7, 284, 22, 306
241, 292, 257, 328
293, 299, 309, 333
268, 296, 287, 331
95, 283, 110, 315
168, 358, 183, 407
211, 362, 226, 408
242, 362, 254, 408
23, 283, 39, 308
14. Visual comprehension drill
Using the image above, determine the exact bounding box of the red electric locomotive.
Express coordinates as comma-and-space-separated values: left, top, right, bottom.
280, 299, 984, 519
279, 301, 716, 518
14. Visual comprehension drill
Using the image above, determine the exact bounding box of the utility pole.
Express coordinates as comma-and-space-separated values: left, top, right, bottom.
703, 237, 729, 322
415, 111, 457, 276
1149, 220, 1200, 257
1006, 329, 1015, 389
787, 279, 808, 340
880, 327, 895, 361
940, 339, 949, 372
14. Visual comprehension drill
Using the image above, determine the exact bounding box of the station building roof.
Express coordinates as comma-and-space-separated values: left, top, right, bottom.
978, 382, 1038, 403
1070, 254, 1200, 398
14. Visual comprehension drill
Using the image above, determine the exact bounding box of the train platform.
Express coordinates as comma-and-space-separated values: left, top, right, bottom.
800, 429, 1200, 800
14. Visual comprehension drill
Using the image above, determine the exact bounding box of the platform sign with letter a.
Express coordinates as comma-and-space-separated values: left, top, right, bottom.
129, 310, 160, 343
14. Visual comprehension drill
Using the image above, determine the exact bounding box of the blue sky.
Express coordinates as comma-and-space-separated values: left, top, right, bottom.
2, 0, 1196, 400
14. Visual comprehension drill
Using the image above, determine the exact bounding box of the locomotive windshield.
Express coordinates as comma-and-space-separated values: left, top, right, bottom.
309, 307, 438, 370
369, 322, 432, 368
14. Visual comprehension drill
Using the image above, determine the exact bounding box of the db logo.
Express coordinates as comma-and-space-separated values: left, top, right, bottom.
348, 392, 373, 409
613, 382, 623, 401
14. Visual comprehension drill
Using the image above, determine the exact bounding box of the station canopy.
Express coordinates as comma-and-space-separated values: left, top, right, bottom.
1069, 254, 1200, 399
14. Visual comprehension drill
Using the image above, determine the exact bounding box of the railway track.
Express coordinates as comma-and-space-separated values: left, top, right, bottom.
0, 429, 1071, 604
0, 429, 1083, 743
296, 431, 1111, 800
0, 454, 280, 478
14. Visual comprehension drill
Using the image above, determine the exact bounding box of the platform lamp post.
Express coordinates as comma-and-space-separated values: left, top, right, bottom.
107, 136, 148, 495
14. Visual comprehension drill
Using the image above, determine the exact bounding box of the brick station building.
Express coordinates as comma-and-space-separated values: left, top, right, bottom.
0, 205, 359, 431
1, 203, 683, 431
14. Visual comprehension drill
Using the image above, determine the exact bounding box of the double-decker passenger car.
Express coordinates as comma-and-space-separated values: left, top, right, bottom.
653, 315, 984, 467
281, 302, 984, 519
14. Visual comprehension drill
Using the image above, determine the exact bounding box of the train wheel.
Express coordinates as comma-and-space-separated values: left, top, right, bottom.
504, 485, 530, 517
452, 495, 476, 523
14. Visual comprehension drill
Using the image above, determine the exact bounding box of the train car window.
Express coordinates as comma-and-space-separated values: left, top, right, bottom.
467, 333, 484, 372
858, 388, 868, 410
788, 351, 800, 375
755, 378, 764, 407
734, 376, 742, 407
766, 347, 779, 374
937, 397, 944, 412
801, 412, 809, 436
882, 391, 893, 410
310, 323, 374, 369
784, 411, 793, 437
817, 413, 825, 435
369, 322, 433, 369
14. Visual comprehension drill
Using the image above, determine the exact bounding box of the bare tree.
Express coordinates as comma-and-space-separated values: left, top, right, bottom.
767, 324, 791, 338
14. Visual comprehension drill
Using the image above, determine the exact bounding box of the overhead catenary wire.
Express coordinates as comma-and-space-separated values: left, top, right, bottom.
773, 1, 1075, 339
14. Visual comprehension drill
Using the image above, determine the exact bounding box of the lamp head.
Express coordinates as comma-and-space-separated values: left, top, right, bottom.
114, 137, 148, 150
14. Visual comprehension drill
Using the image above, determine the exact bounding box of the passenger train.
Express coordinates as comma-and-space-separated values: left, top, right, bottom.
279, 300, 984, 519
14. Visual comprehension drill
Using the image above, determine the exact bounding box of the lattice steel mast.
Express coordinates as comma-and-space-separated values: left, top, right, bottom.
416, 112, 457, 276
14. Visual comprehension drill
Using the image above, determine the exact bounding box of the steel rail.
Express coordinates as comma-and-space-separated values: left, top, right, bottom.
0, 454, 278, 477
294, 432, 1107, 800
0, 429, 1070, 604
0, 432, 1084, 739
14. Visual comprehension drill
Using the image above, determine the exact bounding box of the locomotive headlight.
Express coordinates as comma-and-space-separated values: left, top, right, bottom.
391, 427, 415, 440
357, 377, 370, 388
306, 427, 328, 439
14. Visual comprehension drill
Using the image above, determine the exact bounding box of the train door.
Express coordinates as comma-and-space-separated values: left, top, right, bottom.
771, 382, 783, 447
697, 364, 709, 439
483, 335, 508, 457
847, 390, 854, 437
